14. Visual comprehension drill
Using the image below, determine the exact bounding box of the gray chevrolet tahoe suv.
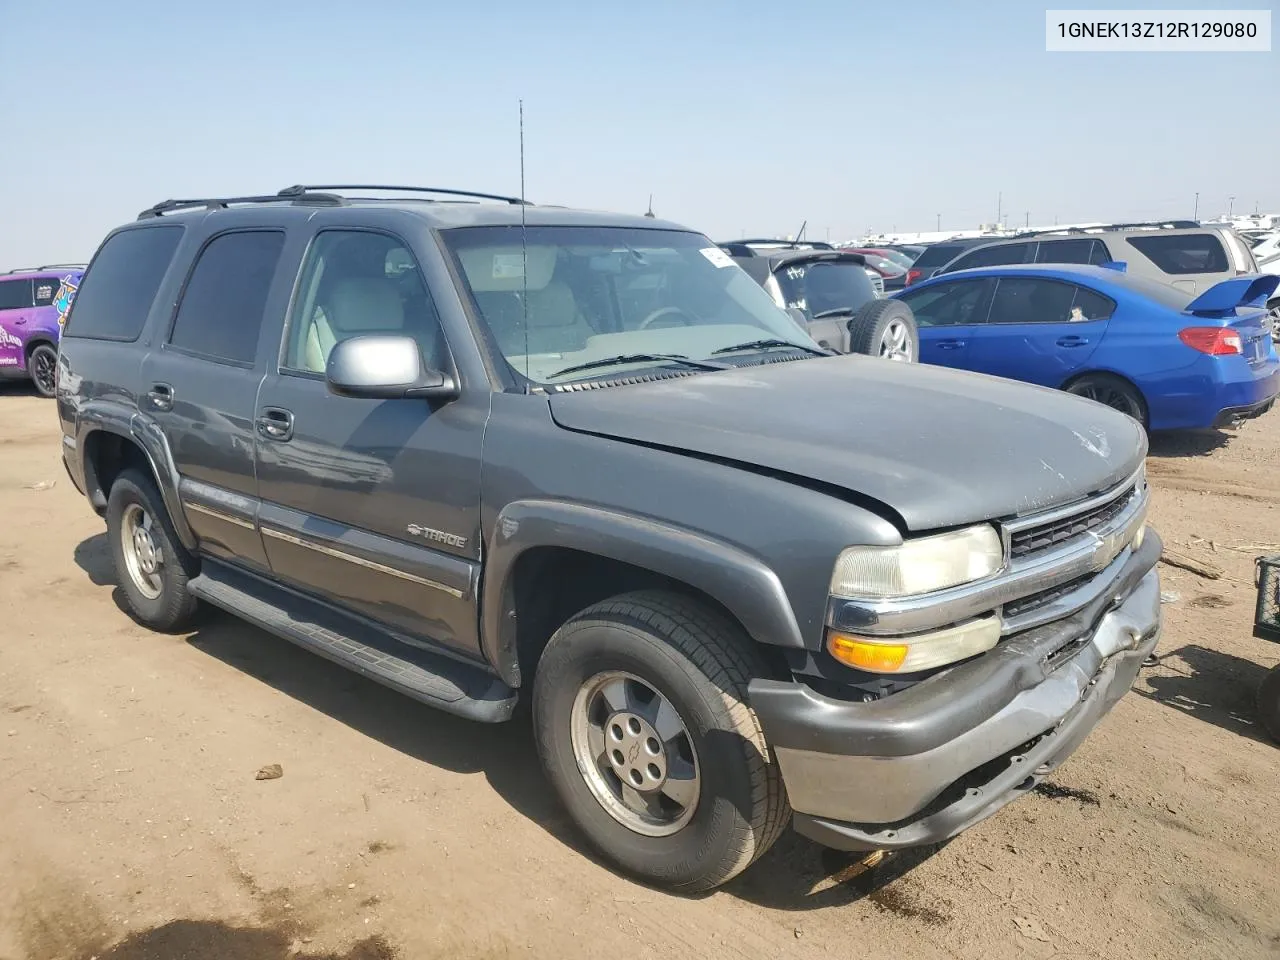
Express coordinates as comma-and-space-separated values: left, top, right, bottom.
56, 185, 1161, 892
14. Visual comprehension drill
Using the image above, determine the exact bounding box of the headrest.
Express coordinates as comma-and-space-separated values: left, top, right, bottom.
525, 281, 578, 328
457, 244, 556, 292
328, 279, 403, 333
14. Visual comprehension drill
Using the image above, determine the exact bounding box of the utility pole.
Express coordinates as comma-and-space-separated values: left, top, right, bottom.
997, 191, 1002, 226
1193, 192, 1199, 220
1024, 211, 1030, 228
1228, 196, 1235, 217
936, 213, 941, 231
826, 226, 831, 243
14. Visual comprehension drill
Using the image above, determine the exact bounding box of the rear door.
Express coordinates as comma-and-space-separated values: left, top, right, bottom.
139, 227, 292, 572
967, 277, 1112, 386
896, 278, 993, 369
0, 278, 34, 371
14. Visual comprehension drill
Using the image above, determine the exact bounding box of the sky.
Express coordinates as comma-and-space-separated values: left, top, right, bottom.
1, 0, 1277, 266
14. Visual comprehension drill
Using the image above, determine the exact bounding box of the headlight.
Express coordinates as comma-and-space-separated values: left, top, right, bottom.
830, 524, 1004, 598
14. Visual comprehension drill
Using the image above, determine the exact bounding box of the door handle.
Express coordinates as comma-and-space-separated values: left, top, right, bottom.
257, 407, 294, 442
1056, 336, 1089, 347
147, 382, 174, 411
935, 339, 966, 349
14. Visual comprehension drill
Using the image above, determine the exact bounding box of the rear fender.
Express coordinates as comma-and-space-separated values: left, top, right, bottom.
78, 401, 196, 550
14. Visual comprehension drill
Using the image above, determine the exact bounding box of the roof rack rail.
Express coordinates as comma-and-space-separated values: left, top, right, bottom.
1002, 219, 1203, 241
3, 263, 88, 274
137, 191, 347, 220
277, 184, 528, 205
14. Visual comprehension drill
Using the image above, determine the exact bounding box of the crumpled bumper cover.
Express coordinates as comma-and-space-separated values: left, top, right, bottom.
749, 531, 1162, 851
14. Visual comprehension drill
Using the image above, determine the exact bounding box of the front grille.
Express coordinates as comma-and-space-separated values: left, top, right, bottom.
1003, 572, 1094, 619
1009, 482, 1137, 559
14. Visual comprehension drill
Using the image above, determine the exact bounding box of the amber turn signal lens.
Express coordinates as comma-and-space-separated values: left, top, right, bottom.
828, 634, 909, 672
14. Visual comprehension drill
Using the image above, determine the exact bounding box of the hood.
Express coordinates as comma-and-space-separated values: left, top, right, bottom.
548, 357, 1146, 531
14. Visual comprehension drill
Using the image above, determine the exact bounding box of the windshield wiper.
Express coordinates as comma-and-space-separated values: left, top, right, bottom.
546, 353, 729, 380
811, 308, 858, 319
710, 338, 830, 357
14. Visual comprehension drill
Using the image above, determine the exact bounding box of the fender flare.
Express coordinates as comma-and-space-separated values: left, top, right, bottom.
480, 499, 805, 686
78, 402, 197, 551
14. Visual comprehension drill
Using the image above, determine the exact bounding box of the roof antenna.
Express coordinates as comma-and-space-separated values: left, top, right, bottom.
794, 219, 807, 245
644, 194, 655, 218
519, 99, 530, 389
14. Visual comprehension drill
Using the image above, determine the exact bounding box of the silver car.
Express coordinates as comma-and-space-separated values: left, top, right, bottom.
934, 222, 1259, 296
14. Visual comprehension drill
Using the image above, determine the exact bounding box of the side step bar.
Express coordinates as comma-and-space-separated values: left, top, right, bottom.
188, 560, 516, 723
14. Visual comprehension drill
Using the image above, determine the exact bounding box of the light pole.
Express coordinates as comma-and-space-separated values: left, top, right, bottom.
1193, 192, 1199, 220
1228, 196, 1235, 217
936, 213, 941, 231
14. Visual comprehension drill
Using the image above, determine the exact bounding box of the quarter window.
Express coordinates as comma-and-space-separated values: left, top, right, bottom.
1035, 239, 1098, 264
1125, 234, 1229, 274
1070, 287, 1116, 321
283, 231, 446, 374
64, 227, 184, 341
169, 231, 285, 364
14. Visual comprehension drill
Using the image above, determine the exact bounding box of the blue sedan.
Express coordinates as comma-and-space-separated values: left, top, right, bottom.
892, 264, 1280, 431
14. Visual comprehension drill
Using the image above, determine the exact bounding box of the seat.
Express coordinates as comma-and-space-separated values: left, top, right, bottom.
303, 278, 405, 373
522, 280, 595, 354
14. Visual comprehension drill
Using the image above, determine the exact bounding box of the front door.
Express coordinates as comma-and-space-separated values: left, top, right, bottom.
253, 228, 486, 659
140, 228, 292, 571
967, 277, 1110, 387
898, 278, 994, 370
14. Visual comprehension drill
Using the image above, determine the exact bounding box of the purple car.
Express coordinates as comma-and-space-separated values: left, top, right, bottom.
0, 265, 85, 397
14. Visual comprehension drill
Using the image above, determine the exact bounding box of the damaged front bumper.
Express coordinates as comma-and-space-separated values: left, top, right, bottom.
749, 532, 1162, 851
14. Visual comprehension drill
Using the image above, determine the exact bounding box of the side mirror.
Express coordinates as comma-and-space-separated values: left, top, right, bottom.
325, 335, 459, 401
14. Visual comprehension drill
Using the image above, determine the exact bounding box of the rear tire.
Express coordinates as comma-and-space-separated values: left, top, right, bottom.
1065, 373, 1148, 429
106, 468, 200, 632
1258, 663, 1280, 745
27, 343, 58, 398
847, 299, 918, 361
533, 591, 790, 892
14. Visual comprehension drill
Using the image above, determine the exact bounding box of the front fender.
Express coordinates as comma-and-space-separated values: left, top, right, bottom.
480, 499, 804, 687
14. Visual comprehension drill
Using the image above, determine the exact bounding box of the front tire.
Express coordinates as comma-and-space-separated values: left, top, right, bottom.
106, 468, 200, 632
27, 343, 58, 398
533, 591, 790, 892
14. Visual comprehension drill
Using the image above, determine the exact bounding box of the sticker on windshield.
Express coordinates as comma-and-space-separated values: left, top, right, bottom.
700, 247, 735, 268
492, 253, 525, 280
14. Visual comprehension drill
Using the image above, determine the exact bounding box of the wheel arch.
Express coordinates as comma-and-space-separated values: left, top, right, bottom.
1059, 368, 1150, 419
480, 500, 804, 687
79, 413, 196, 550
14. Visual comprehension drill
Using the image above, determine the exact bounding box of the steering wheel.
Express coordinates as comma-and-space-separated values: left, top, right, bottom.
638, 306, 697, 330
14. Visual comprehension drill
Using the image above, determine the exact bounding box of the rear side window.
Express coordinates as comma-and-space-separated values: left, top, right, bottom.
987, 278, 1077, 324
0, 279, 33, 311
1036, 239, 1099, 265
1125, 234, 1228, 275
65, 227, 183, 341
912, 244, 970, 269
169, 231, 285, 364
948, 242, 1034, 272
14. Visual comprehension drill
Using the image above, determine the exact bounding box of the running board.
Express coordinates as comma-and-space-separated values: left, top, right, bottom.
187, 560, 516, 722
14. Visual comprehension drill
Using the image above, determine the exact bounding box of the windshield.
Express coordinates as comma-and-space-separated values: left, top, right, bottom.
442, 226, 817, 382
771, 259, 877, 318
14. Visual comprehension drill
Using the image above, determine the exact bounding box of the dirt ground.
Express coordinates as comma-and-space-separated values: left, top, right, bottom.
1, 384, 1277, 960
